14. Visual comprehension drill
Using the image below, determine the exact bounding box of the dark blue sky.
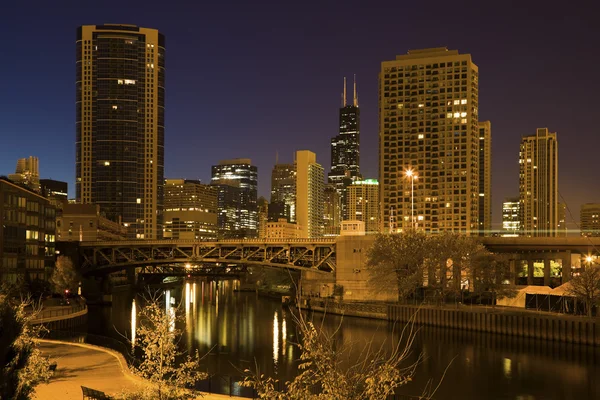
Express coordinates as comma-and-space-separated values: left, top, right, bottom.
1, 1, 598, 230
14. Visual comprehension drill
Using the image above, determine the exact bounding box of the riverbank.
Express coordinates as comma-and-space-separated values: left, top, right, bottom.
303, 298, 600, 346
34, 340, 245, 400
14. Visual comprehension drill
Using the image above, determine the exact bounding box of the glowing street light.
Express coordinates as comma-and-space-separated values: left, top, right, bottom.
405, 168, 418, 229
585, 255, 594, 268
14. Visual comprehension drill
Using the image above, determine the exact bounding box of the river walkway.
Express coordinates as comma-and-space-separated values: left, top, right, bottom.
34, 340, 240, 400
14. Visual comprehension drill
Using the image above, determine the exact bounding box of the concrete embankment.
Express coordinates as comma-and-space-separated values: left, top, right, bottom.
304, 299, 600, 346
28, 303, 88, 330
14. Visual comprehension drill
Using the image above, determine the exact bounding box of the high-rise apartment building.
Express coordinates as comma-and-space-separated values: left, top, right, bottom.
0, 177, 56, 283
211, 159, 258, 239
519, 128, 558, 237
270, 163, 296, 222
379, 48, 480, 234
76, 24, 165, 239
581, 203, 600, 237
323, 184, 341, 236
502, 197, 520, 237
347, 179, 380, 234
8, 156, 40, 192
295, 150, 324, 238
163, 179, 217, 240
478, 121, 492, 236
328, 77, 360, 220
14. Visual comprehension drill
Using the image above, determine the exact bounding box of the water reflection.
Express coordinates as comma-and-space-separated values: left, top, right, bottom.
93, 279, 600, 400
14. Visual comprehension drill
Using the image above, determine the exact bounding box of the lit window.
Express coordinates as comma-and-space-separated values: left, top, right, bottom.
453, 100, 460, 105
136, 198, 141, 204
117, 79, 124, 85
112, 105, 118, 110
418, 103, 424, 108
124, 79, 136, 85
446, 113, 452, 118
461, 99, 467, 104
418, 134, 424, 139
104, 161, 110, 166
397, 104, 404, 109
461, 118, 467, 124
453, 112, 460, 118
460, 112, 467, 118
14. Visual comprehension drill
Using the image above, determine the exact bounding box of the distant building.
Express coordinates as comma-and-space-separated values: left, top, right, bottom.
163, 179, 217, 240
347, 179, 379, 234
502, 197, 520, 237
8, 156, 40, 192
295, 150, 324, 238
211, 159, 258, 239
267, 200, 287, 222
478, 121, 492, 236
0, 177, 56, 283
57, 204, 127, 241
266, 218, 298, 239
270, 163, 296, 222
76, 24, 165, 239
581, 203, 600, 237
379, 48, 480, 234
323, 184, 341, 236
328, 76, 361, 220
557, 203, 567, 237
257, 197, 269, 239
519, 128, 558, 237
40, 179, 68, 209
340, 220, 365, 236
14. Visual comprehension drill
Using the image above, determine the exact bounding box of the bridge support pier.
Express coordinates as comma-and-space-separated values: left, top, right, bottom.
543, 259, 551, 286
561, 251, 572, 283
527, 259, 534, 285
126, 267, 136, 285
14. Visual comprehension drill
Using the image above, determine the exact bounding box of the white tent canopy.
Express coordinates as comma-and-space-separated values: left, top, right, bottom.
497, 285, 553, 308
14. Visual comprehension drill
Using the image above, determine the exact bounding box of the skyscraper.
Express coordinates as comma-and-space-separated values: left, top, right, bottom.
295, 150, 324, 238
270, 163, 296, 222
163, 179, 217, 240
502, 197, 520, 237
8, 156, 40, 192
328, 76, 360, 220
211, 159, 258, 239
257, 197, 269, 239
76, 24, 165, 239
323, 184, 341, 236
347, 179, 380, 234
581, 203, 600, 237
519, 128, 558, 237
478, 121, 492, 236
379, 48, 480, 234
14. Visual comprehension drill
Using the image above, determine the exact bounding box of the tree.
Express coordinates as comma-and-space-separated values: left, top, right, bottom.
0, 295, 52, 400
50, 256, 79, 294
126, 292, 209, 400
469, 251, 517, 307
240, 309, 425, 400
566, 266, 600, 317
366, 231, 429, 301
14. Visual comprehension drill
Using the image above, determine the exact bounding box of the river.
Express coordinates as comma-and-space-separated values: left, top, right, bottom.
86, 279, 600, 399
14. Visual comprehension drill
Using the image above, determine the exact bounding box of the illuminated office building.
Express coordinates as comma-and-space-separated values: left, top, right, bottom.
76, 24, 165, 239
379, 48, 480, 234
502, 197, 520, 237
163, 179, 217, 240
328, 76, 360, 219
270, 163, 296, 222
519, 128, 558, 237
211, 159, 258, 239
581, 203, 600, 237
347, 179, 380, 234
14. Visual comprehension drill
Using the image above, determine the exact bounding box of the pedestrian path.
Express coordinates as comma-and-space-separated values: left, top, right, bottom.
34, 340, 241, 400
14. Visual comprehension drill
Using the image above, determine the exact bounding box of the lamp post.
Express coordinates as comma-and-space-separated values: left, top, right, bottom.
405, 168, 418, 230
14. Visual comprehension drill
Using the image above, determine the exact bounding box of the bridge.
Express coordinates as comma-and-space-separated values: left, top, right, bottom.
79, 238, 337, 276
76, 236, 600, 287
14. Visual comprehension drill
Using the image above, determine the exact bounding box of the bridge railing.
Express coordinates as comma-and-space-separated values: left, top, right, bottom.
81, 238, 337, 246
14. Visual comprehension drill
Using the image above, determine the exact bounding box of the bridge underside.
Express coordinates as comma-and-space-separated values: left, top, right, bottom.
80, 241, 336, 276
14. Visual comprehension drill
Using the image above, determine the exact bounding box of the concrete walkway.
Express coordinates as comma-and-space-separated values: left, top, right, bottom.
34, 340, 241, 400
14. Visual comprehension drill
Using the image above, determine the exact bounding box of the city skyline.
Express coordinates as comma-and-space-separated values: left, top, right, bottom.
1, 2, 599, 231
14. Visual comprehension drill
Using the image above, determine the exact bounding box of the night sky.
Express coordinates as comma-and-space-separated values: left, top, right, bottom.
1, 1, 598, 230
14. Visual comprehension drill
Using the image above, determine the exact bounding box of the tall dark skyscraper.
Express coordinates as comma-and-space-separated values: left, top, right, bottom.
76, 24, 165, 239
328, 76, 360, 220
211, 159, 258, 239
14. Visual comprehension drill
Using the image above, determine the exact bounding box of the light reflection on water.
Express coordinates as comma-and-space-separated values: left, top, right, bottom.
97, 279, 600, 400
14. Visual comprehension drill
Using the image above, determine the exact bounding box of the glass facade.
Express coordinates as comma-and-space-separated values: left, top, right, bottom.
211, 159, 258, 239
76, 24, 165, 239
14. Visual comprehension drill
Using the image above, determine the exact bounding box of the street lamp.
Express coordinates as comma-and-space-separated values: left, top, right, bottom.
585, 255, 594, 268
405, 168, 418, 229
